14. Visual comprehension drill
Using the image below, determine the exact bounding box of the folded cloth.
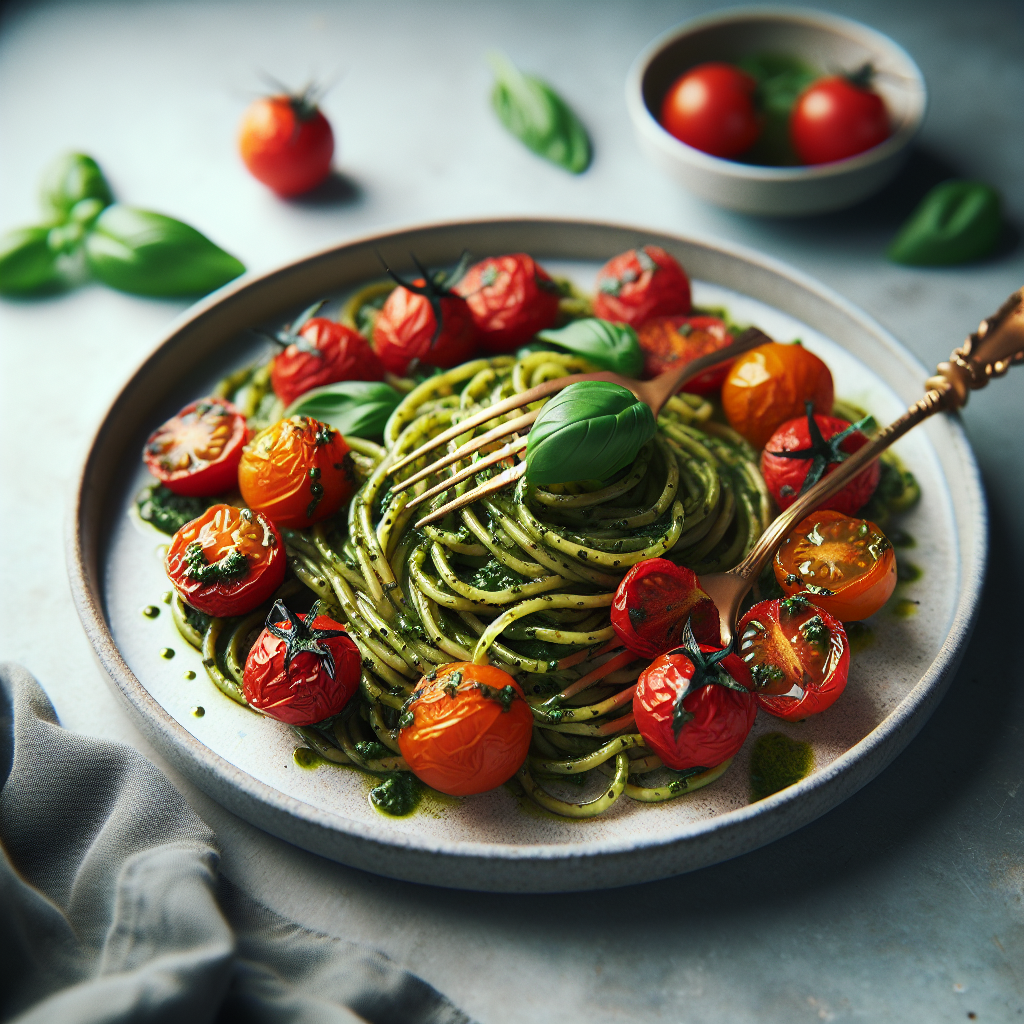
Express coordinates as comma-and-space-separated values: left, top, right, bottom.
0, 663, 472, 1024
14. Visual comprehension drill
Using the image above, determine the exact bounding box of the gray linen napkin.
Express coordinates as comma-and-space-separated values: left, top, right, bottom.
0, 662, 472, 1024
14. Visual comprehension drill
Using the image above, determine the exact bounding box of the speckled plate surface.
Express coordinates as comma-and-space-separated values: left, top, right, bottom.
69, 219, 986, 893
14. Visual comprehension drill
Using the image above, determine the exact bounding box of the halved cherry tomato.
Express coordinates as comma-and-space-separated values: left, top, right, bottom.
271, 317, 385, 407
592, 246, 691, 327
790, 73, 890, 166
762, 407, 879, 516
611, 558, 719, 657
721, 342, 834, 451
738, 594, 849, 721
238, 415, 353, 529
372, 273, 476, 376
144, 397, 247, 497
773, 510, 896, 621
397, 662, 533, 796
659, 62, 761, 159
636, 314, 735, 392
243, 600, 360, 725
453, 253, 560, 353
165, 503, 285, 617
635, 643, 756, 771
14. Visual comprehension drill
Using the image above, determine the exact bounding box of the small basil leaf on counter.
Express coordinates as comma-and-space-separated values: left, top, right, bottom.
488, 51, 591, 174
535, 318, 644, 376
888, 181, 1003, 266
84, 205, 245, 297
0, 226, 70, 296
39, 152, 114, 221
525, 380, 656, 485
284, 380, 403, 439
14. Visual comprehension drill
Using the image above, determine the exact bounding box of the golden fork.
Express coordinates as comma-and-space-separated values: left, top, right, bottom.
388, 326, 774, 525
701, 287, 1024, 646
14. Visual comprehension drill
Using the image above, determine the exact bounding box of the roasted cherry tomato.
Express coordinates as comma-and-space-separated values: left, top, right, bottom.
659, 62, 761, 159
238, 415, 353, 529
143, 397, 247, 497
635, 643, 756, 771
453, 253, 560, 353
790, 73, 890, 166
165, 503, 285, 617
611, 558, 719, 657
774, 510, 896, 622
762, 405, 879, 516
271, 317, 385, 407
243, 600, 360, 725
636, 314, 735, 393
397, 662, 533, 796
738, 594, 849, 721
238, 90, 334, 197
721, 341, 834, 451
591, 246, 691, 327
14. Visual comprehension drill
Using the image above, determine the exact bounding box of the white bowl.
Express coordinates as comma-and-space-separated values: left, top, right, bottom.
626, 6, 927, 216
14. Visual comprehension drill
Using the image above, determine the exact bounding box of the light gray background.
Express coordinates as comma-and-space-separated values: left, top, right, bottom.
1, 1, 1022, 1020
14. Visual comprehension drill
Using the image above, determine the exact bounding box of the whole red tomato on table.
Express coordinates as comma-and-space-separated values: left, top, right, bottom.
790, 70, 890, 165
592, 245, 691, 327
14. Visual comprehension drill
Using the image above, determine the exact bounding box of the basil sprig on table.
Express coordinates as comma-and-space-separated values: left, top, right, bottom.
488, 51, 592, 174
533, 318, 644, 376
888, 180, 1003, 266
284, 380, 404, 439
525, 380, 656, 485
0, 152, 244, 298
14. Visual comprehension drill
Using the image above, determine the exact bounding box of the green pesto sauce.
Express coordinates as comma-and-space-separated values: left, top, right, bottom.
142, 605, 160, 619
183, 669, 197, 680
897, 560, 923, 583
369, 773, 422, 817
159, 647, 175, 660
888, 527, 915, 549
749, 732, 814, 802
844, 620, 875, 655
892, 598, 920, 619
191, 706, 205, 718
161, 591, 173, 604
293, 747, 324, 769
137, 484, 210, 536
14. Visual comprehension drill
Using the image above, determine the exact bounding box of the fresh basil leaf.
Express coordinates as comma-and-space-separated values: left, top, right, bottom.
736, 54, 817, 166
284, 380, 403, 439
535, 318, 644, 376
489, 51, 592, 174
888, 180, 1003, 266
526, 380, 656, 485
0, 226, 69, 296
84, 205, 245, 297
39, 152, 114, 221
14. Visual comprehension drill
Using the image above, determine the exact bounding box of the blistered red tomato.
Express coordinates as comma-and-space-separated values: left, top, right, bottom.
592, 246, 691, 327
165, 503, 285, 617
611, 558, 719, 657
660, 62, 761, 159
738, 594, 850, 721
774, 510, 896, 622
397, 662, 533, 796
271, 317, 385, 407
634, 643, 756, 771
636, 314, 735, 393
790, 74, 890, 166
453, 253, 560, 353
721, 342, 834, 451
243, 600, 360, 725
144, 397, 247, 497
238, 92, 334, 197
762, 407, 879, 515
238, 415, 353, 529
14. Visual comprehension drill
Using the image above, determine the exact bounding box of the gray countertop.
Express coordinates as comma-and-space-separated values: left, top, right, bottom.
1, 1, 1022, 1020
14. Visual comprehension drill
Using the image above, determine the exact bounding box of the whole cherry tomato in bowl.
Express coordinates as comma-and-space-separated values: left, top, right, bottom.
790, 70, 890, 166
592, 245, 691, 327
659, 62, 761, 159
398, 662, 533, 796
635, 314, 735, 392
238, 88, 334, 197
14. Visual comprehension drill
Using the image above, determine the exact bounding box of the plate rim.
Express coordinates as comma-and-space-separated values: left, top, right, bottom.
67, 216, 987, 890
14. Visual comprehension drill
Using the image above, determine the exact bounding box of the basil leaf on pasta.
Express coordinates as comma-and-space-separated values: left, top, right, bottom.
285, 380, 403, 439
535, 318, 644, 376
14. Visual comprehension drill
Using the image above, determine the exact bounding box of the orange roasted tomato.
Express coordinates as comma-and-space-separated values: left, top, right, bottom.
144, 397, 247, 497
721, 342, 834, 451
591, 245, 691, 327
737, 594, 850, 721
243, 600, 360, 725
165, 503, 285, 617
774, 509, 896, 621
636, 314, 735, 393
238, 415, 353, 529
397, 662, 533, 796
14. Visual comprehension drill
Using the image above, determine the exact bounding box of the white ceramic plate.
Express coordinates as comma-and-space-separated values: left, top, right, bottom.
69, 219, 985, 892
